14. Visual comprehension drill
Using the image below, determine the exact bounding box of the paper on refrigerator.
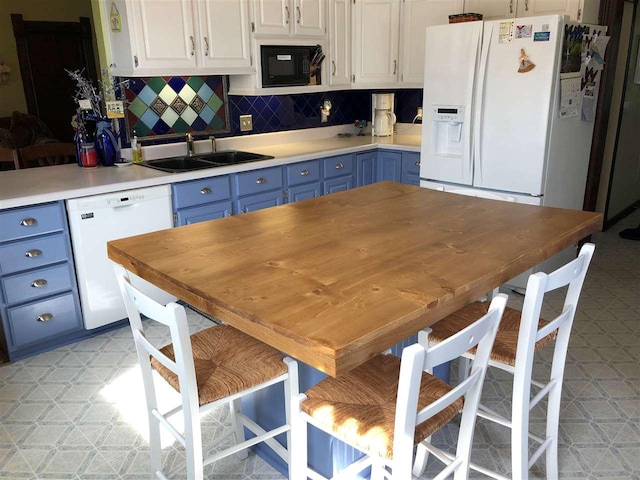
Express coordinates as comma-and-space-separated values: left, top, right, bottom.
560, 74, 582, 118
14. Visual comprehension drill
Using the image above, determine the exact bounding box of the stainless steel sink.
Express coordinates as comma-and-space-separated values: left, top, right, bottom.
141, 151, 273, 173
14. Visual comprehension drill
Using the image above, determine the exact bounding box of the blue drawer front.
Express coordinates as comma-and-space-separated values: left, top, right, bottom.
234, 167, 283, 196
2, 264, 74, 305
0, 203, 65, 243
0, 234, 69, 275
323, 155, 354, 179
176, 201, 233, 226
286, 160, 321, 186
7, 292, 81, 348
172, 176, 231, 209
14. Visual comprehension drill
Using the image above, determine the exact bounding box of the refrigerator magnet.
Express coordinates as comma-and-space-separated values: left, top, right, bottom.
518, 49, 536, 73
499, 21, 515, 44
534, 32, 551, 42
515, 25, 532, 39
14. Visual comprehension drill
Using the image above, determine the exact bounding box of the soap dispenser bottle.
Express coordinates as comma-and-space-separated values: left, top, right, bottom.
131, 130, 143, 164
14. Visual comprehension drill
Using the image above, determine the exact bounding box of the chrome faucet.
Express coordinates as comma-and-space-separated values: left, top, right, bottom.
209, 135, 217, 153
186, 132, 194, 156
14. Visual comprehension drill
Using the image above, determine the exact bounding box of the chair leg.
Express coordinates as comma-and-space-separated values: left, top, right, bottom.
458, 356, 471, 383
412, 438, 431, 476
230, 398, 249, 460
545, 381, 563, 479
147, 409, 163, 477
289, 395, 307, 480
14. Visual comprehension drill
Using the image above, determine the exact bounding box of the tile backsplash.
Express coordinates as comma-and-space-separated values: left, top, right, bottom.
120, 74, 423, 145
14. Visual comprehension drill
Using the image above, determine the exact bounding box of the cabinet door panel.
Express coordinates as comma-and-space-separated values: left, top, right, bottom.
324, 176, 354, 195
377, 151, 402, 182
295, 0, 325, 35
516, 0, 572, 18
464, 0, 516, 19
356, 151, 377, 186
254, 0, 291, 35
198, 0, 252, 70
131, 0, 197, 70
329, 0, 351, 86
353, 0, 400, 84
401, 0, 463, 84
401, 152, 421, 185
236, 190, 284, 213
176, 201, 233, 226
288, 183, 322, 202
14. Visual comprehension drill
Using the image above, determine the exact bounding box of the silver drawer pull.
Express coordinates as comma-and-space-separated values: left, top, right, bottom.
200, 187, 212, 194
25, 249, 42, 258
415, 161, 420, 166
20, 218, 37, 227
335, 163, 344, 169
300, 169, 310, 176
256, 177, 266, 184
37, 313, 53, 323
31, 279, 48, 288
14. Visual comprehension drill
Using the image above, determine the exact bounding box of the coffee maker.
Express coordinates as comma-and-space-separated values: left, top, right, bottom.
371, 93, 397, 137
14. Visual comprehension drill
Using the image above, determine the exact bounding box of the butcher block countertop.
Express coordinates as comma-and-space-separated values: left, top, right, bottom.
108, 182, 603, 377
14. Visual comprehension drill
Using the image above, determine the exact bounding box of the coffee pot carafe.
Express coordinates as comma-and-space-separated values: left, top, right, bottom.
372, 93, 396, 137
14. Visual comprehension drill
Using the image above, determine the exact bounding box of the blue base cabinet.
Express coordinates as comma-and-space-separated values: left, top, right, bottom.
172, 176, 233, 226
401, 152, 421, 186
377, 151, 402, 182
356, 151, 377, 186
0, 201, 84, 360
286, 160, 322, 203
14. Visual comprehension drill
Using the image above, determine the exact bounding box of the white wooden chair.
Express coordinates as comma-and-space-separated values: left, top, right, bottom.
289, 294, 508, 480
114, 265, 299, 480
415, 243, 596, 479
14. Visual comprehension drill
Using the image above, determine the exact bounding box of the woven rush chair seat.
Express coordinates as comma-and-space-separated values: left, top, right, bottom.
152, 324, 288, 406
301, 353, 463, 459
428, 301, 556, 366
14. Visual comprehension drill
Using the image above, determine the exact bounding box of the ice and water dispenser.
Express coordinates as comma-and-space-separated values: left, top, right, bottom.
431, 105, 465, 156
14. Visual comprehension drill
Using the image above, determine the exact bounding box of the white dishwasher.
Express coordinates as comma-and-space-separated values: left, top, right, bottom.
67, 185, 176, 329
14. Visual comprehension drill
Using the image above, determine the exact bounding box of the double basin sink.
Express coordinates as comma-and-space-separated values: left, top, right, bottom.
142, 150, 274, 173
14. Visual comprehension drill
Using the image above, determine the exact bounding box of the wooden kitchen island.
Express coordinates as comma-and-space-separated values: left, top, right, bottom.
107, 181, 602, 475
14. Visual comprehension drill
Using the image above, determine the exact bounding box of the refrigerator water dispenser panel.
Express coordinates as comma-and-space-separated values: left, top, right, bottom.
431, 105, 464, 156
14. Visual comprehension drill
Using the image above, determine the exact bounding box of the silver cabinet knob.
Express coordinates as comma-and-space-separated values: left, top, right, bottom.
335, 163, 344, 169
415, 161, 420, 166
25, 249, 42, 258
200, 187, 212, 194
20, 218, 37, 227
300, 169, 310, 176
37, 313, 53, 323
31, 279, 48, 288
256, 177, 266, 184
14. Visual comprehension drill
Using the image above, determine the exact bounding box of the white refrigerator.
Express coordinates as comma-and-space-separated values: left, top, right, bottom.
420, 15, 604, 289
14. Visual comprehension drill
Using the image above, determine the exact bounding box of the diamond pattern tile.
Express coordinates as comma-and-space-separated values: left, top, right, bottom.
1, 209, 638, 479
123, 76, 230, 141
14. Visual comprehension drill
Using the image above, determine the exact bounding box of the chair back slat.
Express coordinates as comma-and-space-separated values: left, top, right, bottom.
0, 147, 20, 170
19, 143, 76, 168
132, 329, 180, 375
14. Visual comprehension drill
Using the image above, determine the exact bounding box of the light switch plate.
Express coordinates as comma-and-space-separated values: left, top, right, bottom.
240, 114, 253, 132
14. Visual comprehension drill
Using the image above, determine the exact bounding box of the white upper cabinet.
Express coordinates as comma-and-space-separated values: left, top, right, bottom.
107, 0, 253, 76
197, 0, 252, 70
130, 0, 197, 71
463, 0, 516, 20
329, 0, 351, 86
253, 0, 325, 36
465, 0, 599, 22
352, 0, 401, 85
400, 0, 464, 85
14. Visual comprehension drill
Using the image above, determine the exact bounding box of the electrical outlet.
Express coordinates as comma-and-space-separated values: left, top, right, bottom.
240, 114, 253, 132
417, 107, 423, 119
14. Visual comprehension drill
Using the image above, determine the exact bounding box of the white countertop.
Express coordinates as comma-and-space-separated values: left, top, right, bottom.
0, 126, 421, 210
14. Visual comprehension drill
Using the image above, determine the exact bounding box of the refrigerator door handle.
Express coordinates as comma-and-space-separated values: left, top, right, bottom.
474, 23, 493, 185
467, 30, 482, 178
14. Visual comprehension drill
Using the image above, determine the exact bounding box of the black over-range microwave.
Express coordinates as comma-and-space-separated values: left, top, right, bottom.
260, 45, 322, 87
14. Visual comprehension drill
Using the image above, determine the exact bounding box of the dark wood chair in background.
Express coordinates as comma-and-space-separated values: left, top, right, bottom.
0, 147, 20, 170
19, 143, 76, 168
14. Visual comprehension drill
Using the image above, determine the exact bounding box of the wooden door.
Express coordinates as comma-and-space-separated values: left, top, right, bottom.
11, 14, 98, 142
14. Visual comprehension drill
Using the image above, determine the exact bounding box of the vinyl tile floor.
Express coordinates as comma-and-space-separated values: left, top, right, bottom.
0, 209, 638, 480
